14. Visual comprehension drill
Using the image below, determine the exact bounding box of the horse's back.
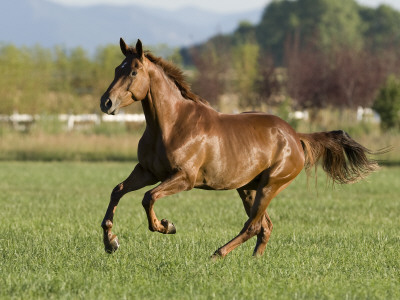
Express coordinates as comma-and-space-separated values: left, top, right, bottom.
218, 111, 299, 140
191, 110, 304, 190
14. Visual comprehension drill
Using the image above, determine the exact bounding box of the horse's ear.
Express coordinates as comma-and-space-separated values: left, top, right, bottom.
136, 39, 144, 61
120, 38, 128, 56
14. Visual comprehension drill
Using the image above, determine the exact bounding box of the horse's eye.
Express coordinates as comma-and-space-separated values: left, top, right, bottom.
131, 70, 137, 76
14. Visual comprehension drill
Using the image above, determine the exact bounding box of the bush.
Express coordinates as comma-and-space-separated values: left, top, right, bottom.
372, 75, 400, 131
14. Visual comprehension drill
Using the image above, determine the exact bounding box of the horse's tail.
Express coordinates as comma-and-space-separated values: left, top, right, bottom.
297, 130, 382, 184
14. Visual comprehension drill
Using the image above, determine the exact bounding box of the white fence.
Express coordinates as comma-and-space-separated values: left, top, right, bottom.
356, 106, 381, 123
0, 113, 146, 131
0, 108, 381, 131
0, 113, 38, 131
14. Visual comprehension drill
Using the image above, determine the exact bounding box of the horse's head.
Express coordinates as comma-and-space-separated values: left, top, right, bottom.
100, 38, 150, 115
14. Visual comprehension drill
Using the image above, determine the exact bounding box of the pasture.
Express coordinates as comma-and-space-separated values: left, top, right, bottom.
1, 162, 399, 299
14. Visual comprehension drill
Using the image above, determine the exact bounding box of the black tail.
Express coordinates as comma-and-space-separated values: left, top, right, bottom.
298, 130, 386, 184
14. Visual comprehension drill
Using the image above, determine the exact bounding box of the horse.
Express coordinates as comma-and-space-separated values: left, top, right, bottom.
100, 38, 380, 259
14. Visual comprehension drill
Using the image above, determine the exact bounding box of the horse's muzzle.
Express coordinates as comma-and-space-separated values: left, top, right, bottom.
100, 97, 117, 115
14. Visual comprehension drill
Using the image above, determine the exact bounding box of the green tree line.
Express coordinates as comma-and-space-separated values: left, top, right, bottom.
0, 44, 116, 114
0, 43, 181, 115
186, 0, 400, 126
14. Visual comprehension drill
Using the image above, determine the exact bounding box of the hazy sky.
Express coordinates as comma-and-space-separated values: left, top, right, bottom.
49, 0, 400, 13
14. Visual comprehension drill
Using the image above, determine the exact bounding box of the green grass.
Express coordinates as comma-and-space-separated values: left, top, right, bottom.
1, 162, 399, 299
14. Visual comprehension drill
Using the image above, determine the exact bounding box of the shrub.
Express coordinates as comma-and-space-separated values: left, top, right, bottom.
372, 75, 400, 131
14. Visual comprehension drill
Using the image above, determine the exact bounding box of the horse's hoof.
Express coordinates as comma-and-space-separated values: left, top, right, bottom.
161, 219, 176, 234
210, 250, 223, 261
105, 235, 120, 254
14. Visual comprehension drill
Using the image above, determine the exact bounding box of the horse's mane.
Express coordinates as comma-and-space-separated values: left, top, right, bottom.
145, 52, 210, 105
126, 47, 209, 105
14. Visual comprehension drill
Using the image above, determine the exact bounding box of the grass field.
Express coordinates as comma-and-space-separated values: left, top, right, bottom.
1, 162, 399, 299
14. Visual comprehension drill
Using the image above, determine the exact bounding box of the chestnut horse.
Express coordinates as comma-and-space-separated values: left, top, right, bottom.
100, 39, 379, 258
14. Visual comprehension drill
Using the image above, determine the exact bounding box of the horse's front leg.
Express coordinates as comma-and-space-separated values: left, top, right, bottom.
101, 164, 158, 253
142, 171, 192, 234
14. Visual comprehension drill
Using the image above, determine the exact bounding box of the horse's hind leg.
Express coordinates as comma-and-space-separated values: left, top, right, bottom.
237, 189, 273, 257
212, 170, 295, 259
254, 211, 273, 256
101, 164, 157, 253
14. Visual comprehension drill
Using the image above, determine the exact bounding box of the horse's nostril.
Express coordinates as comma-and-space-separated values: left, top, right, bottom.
105, 99, 112, 110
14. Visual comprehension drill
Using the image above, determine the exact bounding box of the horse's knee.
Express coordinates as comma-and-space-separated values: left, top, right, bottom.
269, 221, 273, 231
257, 217, 273, 244
242, 221, 262, 238
264, 216, 273, 231
141, 191, 154, 210
259, 226, 271, 241
110, 183, 124, 200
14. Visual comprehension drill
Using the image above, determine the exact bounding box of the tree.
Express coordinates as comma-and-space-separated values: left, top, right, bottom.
190, 36, 232, 106
94, 44, 122, 95
53, 45, 72, 92
285, 34, 396, 111
256, 0, 364, 64
359, 4, 400, 52
0, 44, 51, 114
256, 0, 298, 64
232, 42, 260, 109
233, 21, 257, 45
285, 41, 331, 109
303, 0, 363, 51
255, 53, 279, 106
69, 47, 94, 95
330, 48, 389, 108
0, 44, 25, 113
372, 75, 400, 130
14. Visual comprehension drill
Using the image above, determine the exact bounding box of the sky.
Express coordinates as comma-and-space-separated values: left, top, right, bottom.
49, 0, 400, 13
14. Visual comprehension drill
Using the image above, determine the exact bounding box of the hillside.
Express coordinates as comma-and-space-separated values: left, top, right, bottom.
0, 0, 261, 52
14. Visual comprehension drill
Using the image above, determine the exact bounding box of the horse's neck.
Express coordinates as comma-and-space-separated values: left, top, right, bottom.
141, 63, 184, 137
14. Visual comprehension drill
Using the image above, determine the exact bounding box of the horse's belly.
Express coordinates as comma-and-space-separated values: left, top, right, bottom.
195, 162, 267, 190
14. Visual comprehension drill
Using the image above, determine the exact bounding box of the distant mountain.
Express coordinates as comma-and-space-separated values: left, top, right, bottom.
0, 0, 262, 52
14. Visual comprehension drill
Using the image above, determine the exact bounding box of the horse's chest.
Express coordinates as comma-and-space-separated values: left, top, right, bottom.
137, 137, 175, 180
